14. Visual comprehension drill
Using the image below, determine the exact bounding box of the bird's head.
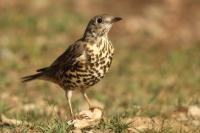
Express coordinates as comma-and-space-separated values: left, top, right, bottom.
83, 14, 122, 39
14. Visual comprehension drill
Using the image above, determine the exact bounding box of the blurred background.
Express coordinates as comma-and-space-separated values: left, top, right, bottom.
0, 0, 200, 129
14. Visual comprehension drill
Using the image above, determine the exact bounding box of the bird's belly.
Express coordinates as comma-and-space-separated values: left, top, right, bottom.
60, 54, 113, 90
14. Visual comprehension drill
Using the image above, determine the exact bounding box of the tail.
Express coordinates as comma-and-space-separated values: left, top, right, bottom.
21, 73, 43, 83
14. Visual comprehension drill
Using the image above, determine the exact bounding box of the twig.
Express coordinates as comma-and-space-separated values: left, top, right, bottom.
1, 114, 32, 126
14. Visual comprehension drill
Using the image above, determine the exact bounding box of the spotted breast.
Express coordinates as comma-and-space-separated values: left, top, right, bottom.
58, 37, 114, 90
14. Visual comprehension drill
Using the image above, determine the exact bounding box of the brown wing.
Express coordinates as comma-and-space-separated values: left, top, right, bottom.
23, 40, 87, 83
37, 40, 86, 76
52, 42, 85, 66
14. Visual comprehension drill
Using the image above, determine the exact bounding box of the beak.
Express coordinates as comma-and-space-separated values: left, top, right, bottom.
111, 17, 122, 23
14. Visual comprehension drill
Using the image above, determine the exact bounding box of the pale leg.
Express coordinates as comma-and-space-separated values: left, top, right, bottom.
82, 91, 92, 109
65, 90, 74, 119
82, 91, 102, 111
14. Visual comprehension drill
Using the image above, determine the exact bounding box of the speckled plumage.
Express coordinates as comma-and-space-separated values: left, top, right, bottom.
56, 36, 114, 90
22, 14, 122, 119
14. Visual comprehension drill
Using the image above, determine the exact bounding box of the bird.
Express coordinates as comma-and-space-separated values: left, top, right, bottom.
22, 14, 122, 119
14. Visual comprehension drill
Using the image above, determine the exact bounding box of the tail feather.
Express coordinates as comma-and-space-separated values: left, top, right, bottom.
21, 73, 43, 83
36, 67, 49, 72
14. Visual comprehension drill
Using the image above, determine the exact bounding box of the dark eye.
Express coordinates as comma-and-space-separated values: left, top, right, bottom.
97, 18, 102, 23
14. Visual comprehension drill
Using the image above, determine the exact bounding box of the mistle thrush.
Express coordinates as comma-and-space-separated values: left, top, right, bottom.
22, 14, 122, 119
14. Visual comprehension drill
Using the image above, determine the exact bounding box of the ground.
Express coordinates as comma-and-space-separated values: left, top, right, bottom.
0, 0, 200, 133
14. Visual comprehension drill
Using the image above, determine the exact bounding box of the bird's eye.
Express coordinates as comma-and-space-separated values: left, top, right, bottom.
97, 18, 102, 23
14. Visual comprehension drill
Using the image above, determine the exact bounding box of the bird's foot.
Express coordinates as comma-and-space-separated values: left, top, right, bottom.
73, 107, 103, 120
69, 113, 90, 120
89, 105, 103, 112
75, 113, 90, 120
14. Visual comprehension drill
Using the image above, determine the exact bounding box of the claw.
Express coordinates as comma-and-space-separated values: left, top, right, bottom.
75, 113, 90, 120
89, 106, 103, 112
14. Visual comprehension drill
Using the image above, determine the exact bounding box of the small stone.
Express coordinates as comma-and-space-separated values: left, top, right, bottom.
192, 120, 200, 126
188, 105, 200, 119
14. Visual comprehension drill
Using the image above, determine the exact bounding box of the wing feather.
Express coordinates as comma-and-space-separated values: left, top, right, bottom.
46, 40, 86, 74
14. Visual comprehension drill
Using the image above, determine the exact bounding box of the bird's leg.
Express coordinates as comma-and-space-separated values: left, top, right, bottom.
82, 91, 93, 109
82, 91, 103, 112
65, 90, 74, 120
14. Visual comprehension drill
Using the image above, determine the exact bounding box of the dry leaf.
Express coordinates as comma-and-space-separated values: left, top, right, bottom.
1, 114, 31, 126
72, 108, 103, 129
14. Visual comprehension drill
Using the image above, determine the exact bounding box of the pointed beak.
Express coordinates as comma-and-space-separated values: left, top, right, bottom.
111, 17, 122, 23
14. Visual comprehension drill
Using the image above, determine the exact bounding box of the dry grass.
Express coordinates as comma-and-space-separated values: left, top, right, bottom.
0, 0, 200, 132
